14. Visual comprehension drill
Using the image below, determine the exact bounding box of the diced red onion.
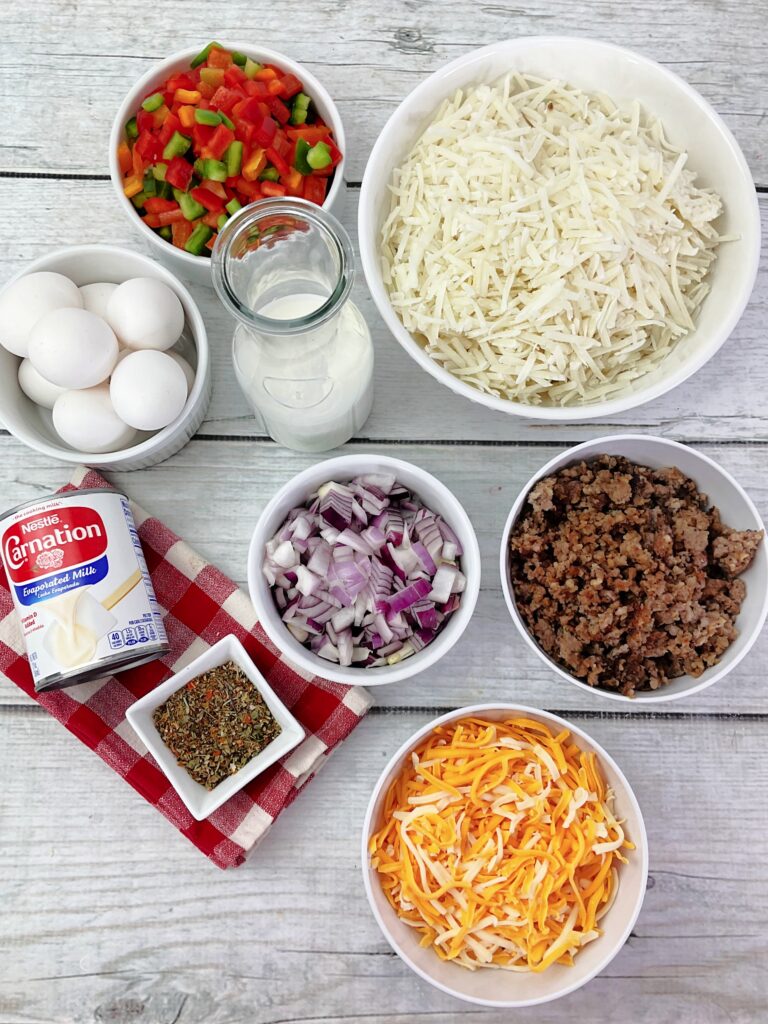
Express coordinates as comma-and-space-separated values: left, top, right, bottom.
263, 475, 464, 670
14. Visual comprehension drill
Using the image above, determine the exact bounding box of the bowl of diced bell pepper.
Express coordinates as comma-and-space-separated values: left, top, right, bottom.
110, 41, 345, 282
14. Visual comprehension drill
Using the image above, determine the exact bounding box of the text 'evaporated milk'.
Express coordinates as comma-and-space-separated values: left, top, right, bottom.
0, 488, 169, 691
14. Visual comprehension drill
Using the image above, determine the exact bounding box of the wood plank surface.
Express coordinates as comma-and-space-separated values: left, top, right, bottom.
2, 1, 767, 184
1, 180, 767, 445
1, 708, 766, 1024
1, 1, 766, 1022
0, 438, 766, 714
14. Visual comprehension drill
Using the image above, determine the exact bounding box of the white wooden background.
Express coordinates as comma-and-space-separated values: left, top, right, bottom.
1, 3, 767, 1023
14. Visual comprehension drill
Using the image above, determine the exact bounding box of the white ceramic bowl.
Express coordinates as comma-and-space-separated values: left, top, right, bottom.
362, 703, 649, 1006
247, 454, 480, 685
126, 633, 305, 820
0, 245, 211, 471
110, 42, 346, 284
500, 434, 768, 703
358, 36, 761, 421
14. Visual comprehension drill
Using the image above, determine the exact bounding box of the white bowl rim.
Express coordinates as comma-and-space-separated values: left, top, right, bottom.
247, 452, 481, 685
0, 243, 209, 465
108, 41, 347, 270
361, 701, 650, 1007
498, 433, 768, 703
358, 35, 762, 422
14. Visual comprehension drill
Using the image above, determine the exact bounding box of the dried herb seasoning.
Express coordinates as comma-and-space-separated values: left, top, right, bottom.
153, 660, 282, 790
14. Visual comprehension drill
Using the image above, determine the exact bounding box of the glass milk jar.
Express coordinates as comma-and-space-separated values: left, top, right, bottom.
211, 199, 374, 452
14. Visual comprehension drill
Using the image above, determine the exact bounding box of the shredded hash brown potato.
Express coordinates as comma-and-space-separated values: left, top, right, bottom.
381, 73, 726, 406
369, 716, 633, 971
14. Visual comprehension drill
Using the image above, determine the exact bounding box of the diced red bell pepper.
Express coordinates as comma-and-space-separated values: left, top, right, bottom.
239, 97, 267, 124
271, 128, 291, 159
166, 72, 197, 93
303, 176, 327, 205
144, 197, 179, 214
252, 114, 277, 148
234, 120, 254, 146
202, 210, 222, 229
165, 155, 194, 190
158, 208, 185, 226
210, 86, 242, 112
172, 219, 194, 249
260, 181, 287, 198
200, 178, 227, 198
279, 73, 303, 99
190, 186, 225, 212
158, 112, 182, 145
143, 213, 162, 228
198, 81, 215, 100
236, 176, 263, 198
265, 146, 290, 178
266, 95, 290, 125
224, 66, 246, 87
286, 125, 333, 145
243, 79, 269, 98
136, 108, 155, 134
135, 130, 163, 162
202, 123, 235, 160
192, 123, 215, 148
310, 136, 343, 177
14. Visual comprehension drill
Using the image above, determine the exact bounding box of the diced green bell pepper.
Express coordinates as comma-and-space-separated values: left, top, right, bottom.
203, 158, 228, 181
173, 188, 206, 220
141, 92, 165, 112
244, 58, 262, 80
142, 173, 157, 196
162, 131, 192, 160
156, 179, 173, 200
190, 41, 224, 69
232, 51, 247, 66
158, 225, 173, 241
152, 161, 168, 181
290, 92, 311, 126
220, 111, 235, 130
185, 223, 213, 254
259, 166, 280, 182
225, 141, 243, 177
225, 197, 242, 216
217, 213, 229, 229
125, 116, 138, 139
131, 191, 148, 209
293, 138, 313, 175
307, 141, 332, 170
195, 108, 222, 126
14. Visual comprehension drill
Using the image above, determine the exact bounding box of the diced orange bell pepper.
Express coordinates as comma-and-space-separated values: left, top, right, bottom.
198, 81, 215, 99
172, 219, 194, 249
158, 208, 185, 226
254, 66, 277, 81
202, 210, 222, 229
174, 88, 202, 104
207, 47, 233, 69
178, 105, 196, 128
286, 125, 332, 145
131, 147, 145, 177
152, 104, 170, 128
283, 167, 303, 196
123, 176, 144, 199
117, 141, 132, 175
241, 147, 267, 181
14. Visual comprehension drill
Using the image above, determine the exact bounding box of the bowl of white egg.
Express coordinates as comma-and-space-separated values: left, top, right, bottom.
0, 244, 210, 470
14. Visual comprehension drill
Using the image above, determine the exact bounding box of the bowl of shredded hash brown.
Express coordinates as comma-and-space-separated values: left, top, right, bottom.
362, 705, 648, 1007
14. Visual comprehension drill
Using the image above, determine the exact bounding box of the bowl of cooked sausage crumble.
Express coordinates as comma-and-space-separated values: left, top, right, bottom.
500, 435, 768, 703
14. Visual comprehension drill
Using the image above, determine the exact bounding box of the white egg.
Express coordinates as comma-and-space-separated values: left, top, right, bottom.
17, 359, 68, 410
0, 272, 83, 357
110, 350, 188, 431
79, 282, 118, 320
106, 277, 185, 351
167, 350, 196, 393
28, 308, 119, 390
53, 385, 137, 454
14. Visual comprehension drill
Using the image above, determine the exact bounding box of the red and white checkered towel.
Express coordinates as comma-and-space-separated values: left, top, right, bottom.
0, 467, 372, 869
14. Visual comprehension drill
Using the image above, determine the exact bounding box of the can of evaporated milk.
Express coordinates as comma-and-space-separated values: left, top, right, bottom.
0, 489, 169, 692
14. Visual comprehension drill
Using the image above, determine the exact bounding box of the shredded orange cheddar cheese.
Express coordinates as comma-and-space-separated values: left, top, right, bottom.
369, 716, 634, 972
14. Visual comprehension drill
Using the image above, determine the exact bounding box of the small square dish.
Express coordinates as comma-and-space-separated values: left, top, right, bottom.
126, 634, 305, 820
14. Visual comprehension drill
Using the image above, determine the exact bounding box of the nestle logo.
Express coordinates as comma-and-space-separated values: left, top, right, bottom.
2, 506, 107, 584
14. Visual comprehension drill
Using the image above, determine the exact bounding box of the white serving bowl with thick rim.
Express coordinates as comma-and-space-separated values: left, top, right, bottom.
358, 36, 761, 422
247, 453, 480, 686
109, 42, 346, 284
0, 245, 211, 471
500, 434, 768, 703
362, 703, 649, 1007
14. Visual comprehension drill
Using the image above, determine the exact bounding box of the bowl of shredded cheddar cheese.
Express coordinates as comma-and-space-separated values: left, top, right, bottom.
362, 704, 648, 1006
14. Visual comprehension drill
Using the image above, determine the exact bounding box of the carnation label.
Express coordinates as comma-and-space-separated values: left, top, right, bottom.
0, 489, 169, 691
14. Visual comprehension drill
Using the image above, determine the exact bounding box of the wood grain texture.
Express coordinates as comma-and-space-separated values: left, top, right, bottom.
0, 180, 766, 445
1, 1, 767, 1021
1, 0, 766, 184
1, 709, 766, 1024
0, 438, 766, 716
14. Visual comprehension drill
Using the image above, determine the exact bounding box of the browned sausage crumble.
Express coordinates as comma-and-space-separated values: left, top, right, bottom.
508, 455, 762, 696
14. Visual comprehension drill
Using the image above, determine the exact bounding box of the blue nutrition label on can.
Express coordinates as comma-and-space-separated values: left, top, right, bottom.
108, 622, 159, 650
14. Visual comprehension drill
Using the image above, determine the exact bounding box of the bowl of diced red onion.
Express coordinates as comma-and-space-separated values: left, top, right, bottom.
247, 454, 481, 685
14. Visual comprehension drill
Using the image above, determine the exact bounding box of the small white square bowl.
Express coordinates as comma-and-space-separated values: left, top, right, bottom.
126, 634, 304, 820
